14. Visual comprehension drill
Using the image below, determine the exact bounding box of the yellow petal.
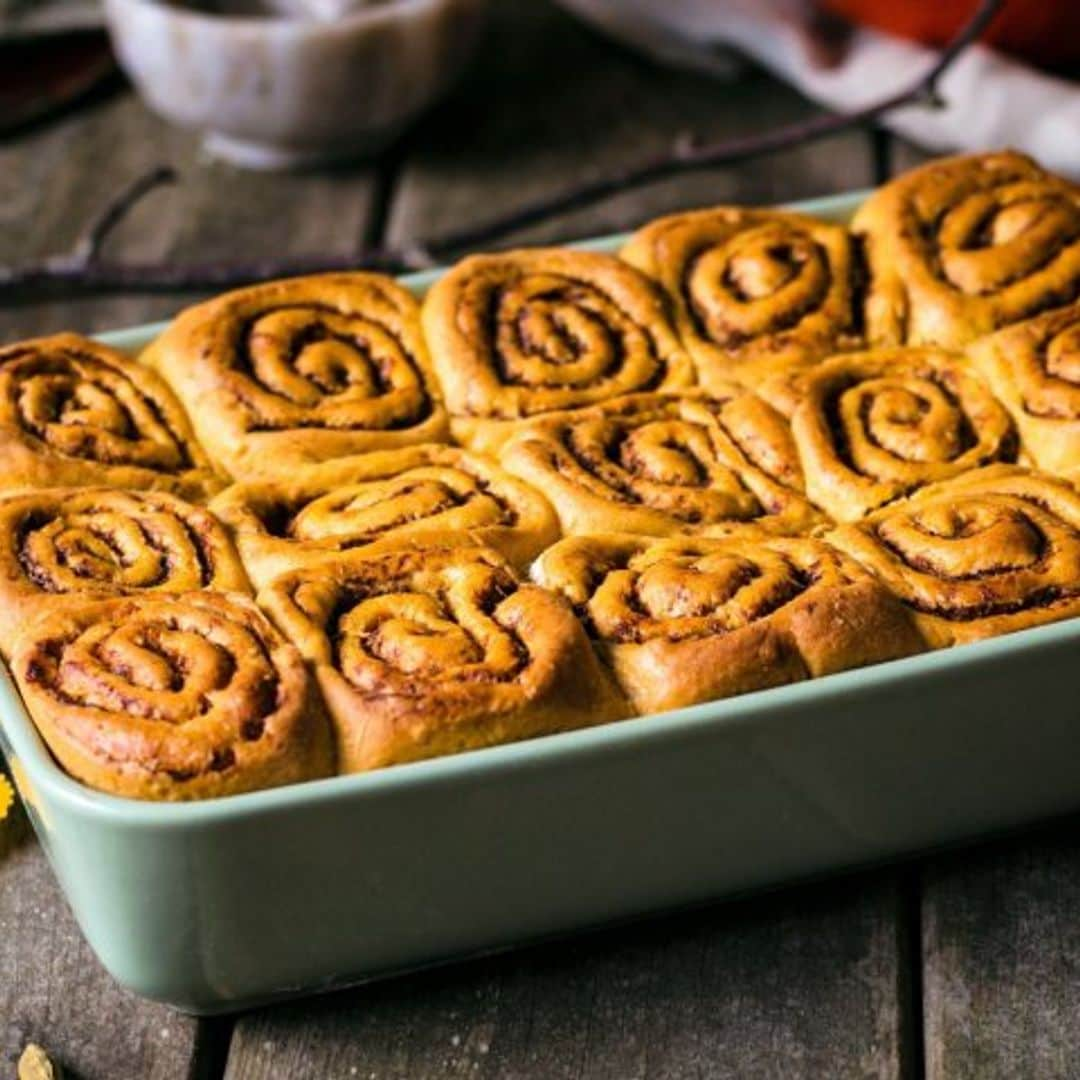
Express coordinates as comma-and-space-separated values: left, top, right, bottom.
0, 774, 14, 822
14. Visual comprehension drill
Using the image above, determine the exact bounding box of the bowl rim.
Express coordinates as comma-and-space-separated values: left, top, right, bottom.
103, 0, 482, 34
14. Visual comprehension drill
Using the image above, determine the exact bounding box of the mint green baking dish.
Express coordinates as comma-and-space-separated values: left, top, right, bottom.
6, 191, 1080, 1015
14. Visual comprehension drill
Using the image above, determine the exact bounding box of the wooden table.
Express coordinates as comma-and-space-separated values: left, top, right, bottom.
3, 4, 1080, 1076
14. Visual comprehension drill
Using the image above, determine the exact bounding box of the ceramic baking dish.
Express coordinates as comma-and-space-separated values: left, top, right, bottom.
5, 191, 1080, 1015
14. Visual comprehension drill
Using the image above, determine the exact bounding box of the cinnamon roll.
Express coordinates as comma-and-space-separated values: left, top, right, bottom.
967, 301, 1080, 474
143, 273, 448, 479
210, 445, 559, 588
421, 248, 694, 452
532, 532, 923, 714
258, 539, 630, 771
621, 207, 863, 391
788, 348, 1017, 520
854, 151, 1080, 348
11, 591, 333, 800
0, 334, 222, 499
827, 465, 1080, 647
0, 488, 249, 657
500, 391, 824, 537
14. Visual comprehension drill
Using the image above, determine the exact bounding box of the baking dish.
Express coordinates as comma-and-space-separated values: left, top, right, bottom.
6, 190, 1080, 1015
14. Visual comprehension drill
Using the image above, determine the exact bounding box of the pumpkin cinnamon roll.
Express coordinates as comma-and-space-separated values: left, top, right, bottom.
967, 301, 1080, 474
0, 334, 222, 499
854, 151, 1080, 348
532, 532, 923, 714
621, 207, 863, 391
501, 390, 823, 538
143, 273, 448, 479
788, 348, 1017, 521
11, 592, 333, 800
421, 248, 694, 452
0, 488, 249, 657
259, 539, 629, 771
210, 445, 559, 588
827, 466, 1080, 647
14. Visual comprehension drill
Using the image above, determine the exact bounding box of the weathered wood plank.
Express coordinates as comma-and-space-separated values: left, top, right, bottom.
385, 0, 876, 251
922, 821, 1080, 1080
0, 803, 201, 1079
0, 93, 380, 339
0, 89, 381, 1079
227, 873, 911, 1080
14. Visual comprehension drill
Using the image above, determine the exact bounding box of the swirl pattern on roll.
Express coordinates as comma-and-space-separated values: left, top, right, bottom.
827, 466, 1080, 646
0, 334, 221, 498
854, 151, 1080, 348
500, 391, 824, 538
968, 301, 1080, 473
210, 445, 559, 587
421, 248, 693, 451
621, 207, 863, 391
11, 592, 333, 800
258, 539, 628, 771
143, 273, 448, 478
532, 532, 923, 713
788, 348, 1017, 521
0, 488, 249, 656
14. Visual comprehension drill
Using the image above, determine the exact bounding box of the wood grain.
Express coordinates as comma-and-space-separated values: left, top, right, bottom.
0, 802, 201, 1080
0, 93, 380, 338
385, 0, 876, 251
227, 873, 912, 1080
922, 821, 1080, 1080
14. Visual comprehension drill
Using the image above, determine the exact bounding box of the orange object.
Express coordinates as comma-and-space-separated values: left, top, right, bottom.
822, 0, 1080, 71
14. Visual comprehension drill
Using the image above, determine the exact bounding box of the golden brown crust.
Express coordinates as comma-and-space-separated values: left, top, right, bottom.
13, 152, 1080, 799
500, 390, 824, 538
853, 151, 1080, 348
142, 273, 448, 479
0, 334, 222, 499
621, 207, 863, 391
826, 465, 1080, 647
209, 445, 559, 588
0, 488, 250, 658
258, 537, 630, 772
532, 532, 924, 714
11, 591, 333, 800
787, 347, 1017, 520
967, 301, 1080, 473
420, 247, 694, 452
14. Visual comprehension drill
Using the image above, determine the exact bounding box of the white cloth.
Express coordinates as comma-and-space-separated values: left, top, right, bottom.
556, 0, 1080, 178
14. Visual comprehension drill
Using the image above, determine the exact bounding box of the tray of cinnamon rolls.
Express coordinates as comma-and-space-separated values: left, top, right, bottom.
2, 150, 1080, 1013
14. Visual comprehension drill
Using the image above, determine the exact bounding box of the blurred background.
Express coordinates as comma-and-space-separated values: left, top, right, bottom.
1, 0, 1078, 331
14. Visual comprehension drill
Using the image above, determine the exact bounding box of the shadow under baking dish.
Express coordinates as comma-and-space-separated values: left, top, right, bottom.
8, 190, 1079, 1015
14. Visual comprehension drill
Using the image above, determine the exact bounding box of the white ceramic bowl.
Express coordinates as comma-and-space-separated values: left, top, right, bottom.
104, 0, 488, 170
